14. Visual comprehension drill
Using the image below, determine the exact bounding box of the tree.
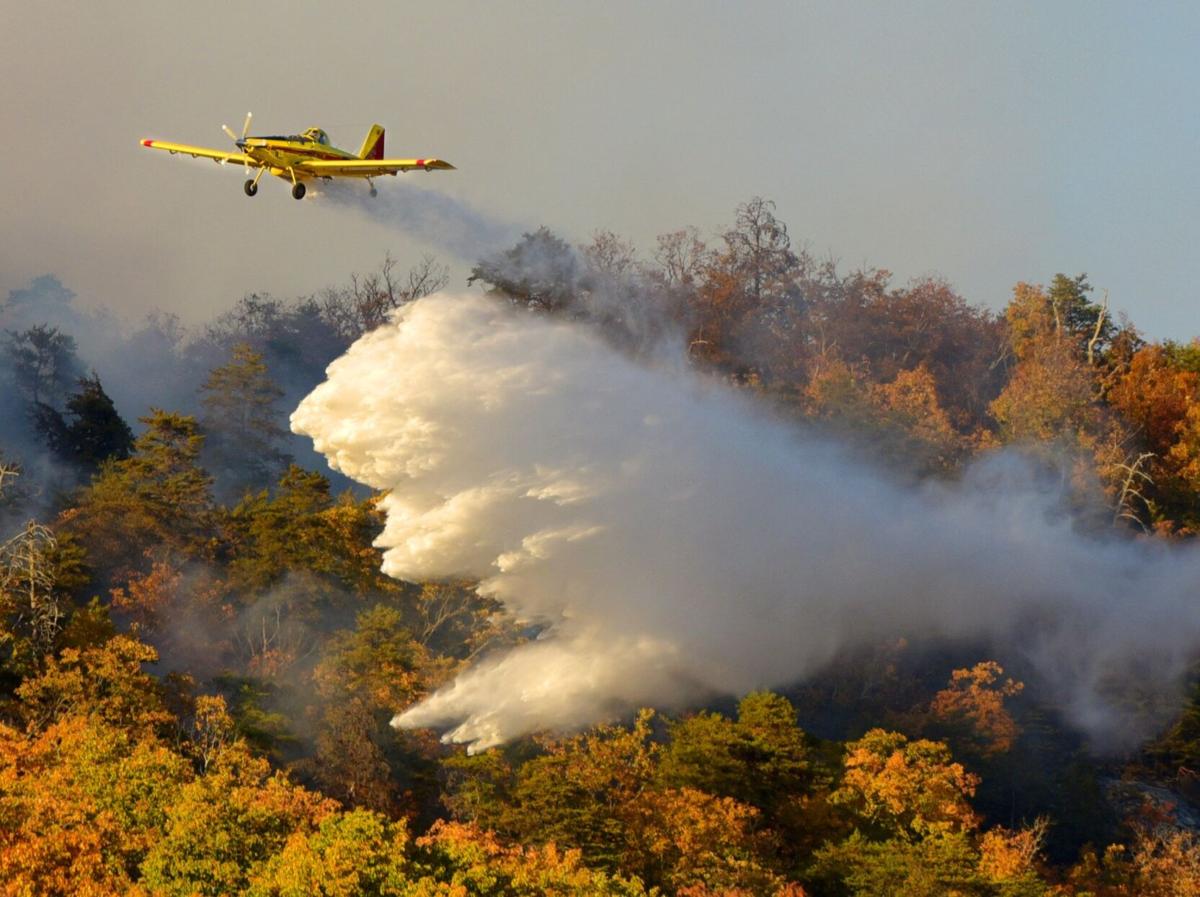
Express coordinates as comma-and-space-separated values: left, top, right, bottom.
650, 226, 710, 291
659, 692, 811, 818
306, 605, 436, 814
831, 729, 979, 841
989, 328, 1098, 444
811, 830, 994, 897
469, 227, 583, 314
413, 820, 652, 896
0, 520, 65, 671
823, 275, 1008, 430
929, 662, 1025, 758
109, 558, 185, 633
721, 197, 800, 311
15, 634, 172, 734
1047, 273, 1113, 352
871, 365, 967, 473
36, 373, 134, 475
199, 343, 292, 498
2, 324, 84, 409
445, 708, 795, 892
686, 198, 804, 375
0, 715, 190, 896
320, 253, 449, 339
245, 809, 411, 897
978, 820, 1050, 893
409, 579, 508, 660
63, 410, 215, 581
226, 466, 396, 600
313, 604, 431, 712
140, 742, 337, 897
1108, 344, 1200, 530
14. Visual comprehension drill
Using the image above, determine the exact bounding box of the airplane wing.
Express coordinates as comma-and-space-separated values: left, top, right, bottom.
140, 139, 255, 166
296, 158, 455, 176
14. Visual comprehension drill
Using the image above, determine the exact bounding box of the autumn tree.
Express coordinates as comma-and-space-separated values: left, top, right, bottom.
929, 661, 1025, 757
245, 809, 412, 897
822, 275, 1007, 430
62, 410, 215, 582
408, 579, 508, 660
688, 198, 803, 375
832, 728, 979, 841
0, 715, 190, 896
800, 359, 965, 476
140, 742, 337, 897
15, 634, 172, 735
1108, 344, 1200, 530
659, 691, 812, 820
305, 604, 437, 815
445, 707, 799, 892
990, 283, 1100, 444
813, 729, 1004, 897
413, 820, 653, 896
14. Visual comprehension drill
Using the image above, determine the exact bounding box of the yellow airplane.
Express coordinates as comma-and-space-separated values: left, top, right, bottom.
140, 113, 454, 199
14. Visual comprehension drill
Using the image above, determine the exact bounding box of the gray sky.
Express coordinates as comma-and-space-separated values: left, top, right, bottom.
3, 0, 1198, 339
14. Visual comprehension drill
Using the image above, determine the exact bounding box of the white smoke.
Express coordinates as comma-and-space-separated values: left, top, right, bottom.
291, 293, 1200, 753
316, 181, 522, 261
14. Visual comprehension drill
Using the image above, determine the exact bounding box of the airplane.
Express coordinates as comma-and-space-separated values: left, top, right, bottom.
140, 113, 454, 199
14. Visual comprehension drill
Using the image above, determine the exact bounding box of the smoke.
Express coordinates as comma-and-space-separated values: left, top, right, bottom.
316, 180, 523, 261
291, 293, 1200, 753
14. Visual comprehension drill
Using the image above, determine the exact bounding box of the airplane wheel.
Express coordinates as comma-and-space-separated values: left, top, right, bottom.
369, 186, 378, 197
244, 179, 258, 197
292, 182, 306, 200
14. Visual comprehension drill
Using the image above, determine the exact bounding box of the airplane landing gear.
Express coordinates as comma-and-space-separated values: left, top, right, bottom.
291, 182, 306, 200
367, 177, 377, 197
244, 179, 258, 197
369, 185, 378, 197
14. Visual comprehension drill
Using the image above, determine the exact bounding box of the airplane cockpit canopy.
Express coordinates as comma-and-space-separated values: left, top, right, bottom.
302, 127, 330, 145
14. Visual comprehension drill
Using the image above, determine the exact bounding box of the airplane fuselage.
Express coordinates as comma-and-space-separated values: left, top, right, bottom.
238, 134, 359, 180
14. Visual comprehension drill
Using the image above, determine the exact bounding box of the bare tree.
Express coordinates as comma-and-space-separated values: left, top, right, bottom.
722, 197, 799, 308
0, 462, 18, 499
650, 227, 710, 289
321, 253, 450, 339
0, 521, 63, 653
582, 230, 637, 279
1087, 289, 1110, 367
1112, 451, 1155, 532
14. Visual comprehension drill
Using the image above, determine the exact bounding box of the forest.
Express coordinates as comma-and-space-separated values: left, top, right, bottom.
3, 197, 1200, 895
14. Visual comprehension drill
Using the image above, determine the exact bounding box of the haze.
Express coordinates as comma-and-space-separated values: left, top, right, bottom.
3, 1, 1198, 339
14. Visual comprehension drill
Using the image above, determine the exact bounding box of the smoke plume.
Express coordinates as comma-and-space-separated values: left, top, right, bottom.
291, 293, 1200, 753
317, 181, 522, 261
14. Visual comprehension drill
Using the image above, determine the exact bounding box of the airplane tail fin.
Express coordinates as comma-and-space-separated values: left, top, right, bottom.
358, 125, 385, 160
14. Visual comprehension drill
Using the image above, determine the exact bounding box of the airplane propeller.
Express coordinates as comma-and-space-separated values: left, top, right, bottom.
222, 112, 252, 143
218, 112, 252, 166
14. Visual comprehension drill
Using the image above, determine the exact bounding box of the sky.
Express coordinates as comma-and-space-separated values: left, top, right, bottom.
3, 0, 1198, 340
